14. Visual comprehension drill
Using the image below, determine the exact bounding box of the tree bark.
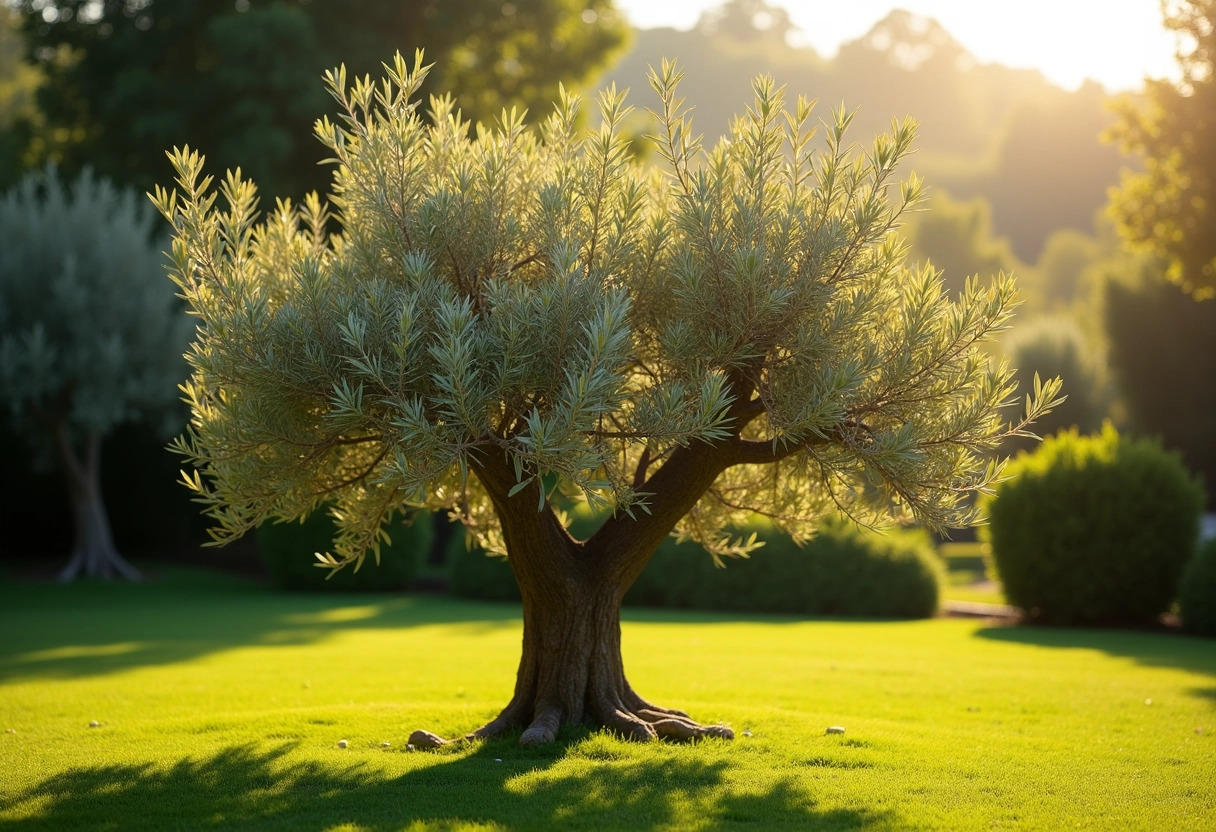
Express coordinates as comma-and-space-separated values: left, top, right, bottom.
52, 426, 141, 582
410, 443, 738, 748
469, 536, 733, 747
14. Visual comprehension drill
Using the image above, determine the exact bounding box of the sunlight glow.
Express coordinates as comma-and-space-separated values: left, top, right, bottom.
614, 0, 1179, 92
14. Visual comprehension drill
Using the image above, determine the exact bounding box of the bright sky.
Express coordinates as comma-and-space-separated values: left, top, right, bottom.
612, 0, 1179, 92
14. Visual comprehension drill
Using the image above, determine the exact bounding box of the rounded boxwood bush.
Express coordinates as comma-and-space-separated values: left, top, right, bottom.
982, 424, 1204, 626
1180, 538, 1216, 637
256, 509, 432, 591
627, 518, 944, 618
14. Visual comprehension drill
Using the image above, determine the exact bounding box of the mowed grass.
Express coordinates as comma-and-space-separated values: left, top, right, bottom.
1, 567, 1213, 831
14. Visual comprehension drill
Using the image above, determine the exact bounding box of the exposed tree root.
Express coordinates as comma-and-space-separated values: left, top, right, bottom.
518, 706, 563, 747
411, 692, 733, 749
594, 695, 735, 743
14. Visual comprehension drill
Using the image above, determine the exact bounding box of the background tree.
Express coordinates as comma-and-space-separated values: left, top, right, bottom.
1031, 227, 1108, 309
600, 6, 1126, 267
901, 190, 1026, 300
0, 5, 42, 187
943, 80, 1123, 262
1001, 316, 1109, 450
16, 0, 627, 199
0, 166, 192, 579
695, 0, 797, 44
1106, 0, 1216, 298
1103, 257, 1216, 507
154, 54, 1058, 747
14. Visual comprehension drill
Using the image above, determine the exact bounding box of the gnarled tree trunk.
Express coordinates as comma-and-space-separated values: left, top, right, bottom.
52, 426, 141, 582
472, 534, 733, 747
412, 442, 740, 748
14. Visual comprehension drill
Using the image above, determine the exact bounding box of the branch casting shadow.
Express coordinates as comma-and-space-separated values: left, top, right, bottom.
0, 739, 893, 831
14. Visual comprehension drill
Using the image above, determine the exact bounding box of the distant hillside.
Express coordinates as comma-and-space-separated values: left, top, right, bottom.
596, 8, 1128, 261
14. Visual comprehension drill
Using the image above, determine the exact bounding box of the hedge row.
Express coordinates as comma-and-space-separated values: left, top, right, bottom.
256, 509, 433, 591
1181, 537, 1216, 637
449, 516, 944, 619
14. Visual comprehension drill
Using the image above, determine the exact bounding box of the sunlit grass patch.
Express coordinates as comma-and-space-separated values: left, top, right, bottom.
1, 566, 1212, 831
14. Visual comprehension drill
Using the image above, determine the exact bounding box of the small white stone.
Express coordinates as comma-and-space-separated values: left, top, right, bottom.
1145, 698, 1153, 706
742, 730, 753, 738
88, 721, 101, 728
337, 739, 348, 749
494, 758, 503, 763
826, 726, 846, 735
381, 741, 391, 748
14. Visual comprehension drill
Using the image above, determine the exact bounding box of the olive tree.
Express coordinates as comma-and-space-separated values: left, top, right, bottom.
153, 53, 1059, 746
1, 166, 191, 580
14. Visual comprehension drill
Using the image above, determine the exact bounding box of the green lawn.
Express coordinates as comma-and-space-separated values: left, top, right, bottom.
1, 567, 1213, 831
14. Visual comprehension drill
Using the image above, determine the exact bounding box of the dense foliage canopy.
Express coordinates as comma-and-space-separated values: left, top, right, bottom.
155, 52, 1059, 573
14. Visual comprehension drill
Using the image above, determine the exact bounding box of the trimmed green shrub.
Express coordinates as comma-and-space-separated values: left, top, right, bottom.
1179, 538, 1216, 637
446, 511, 943, 618
256, 510, 432, 591
626, 519, 944, 618
983, 424, 1204, 626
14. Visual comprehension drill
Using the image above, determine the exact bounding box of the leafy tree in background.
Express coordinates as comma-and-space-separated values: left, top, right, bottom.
154, 54, 1058, 745
1033, 227, 1108, 309
1002, 316, 1109, 449
601, 6, 1125, 264
902, 190, 1026, 300
831, 10, 987, 158
1103, 258, 1216, 506
956, 81, 1123, 262
1106, 0, 1216, 298
695, 0, 796, 44
0, 166, 191, 580
16, 0, 627, 199
0, 6, 42, 186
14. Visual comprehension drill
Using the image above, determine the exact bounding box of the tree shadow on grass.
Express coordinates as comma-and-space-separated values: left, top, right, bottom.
973, 626, 1216, 680
0, 567, 892, 684
0, 736, 892, 831
0, 569, 522, 683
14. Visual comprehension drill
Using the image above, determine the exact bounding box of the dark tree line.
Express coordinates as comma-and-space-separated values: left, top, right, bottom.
13, 0, 628, 199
